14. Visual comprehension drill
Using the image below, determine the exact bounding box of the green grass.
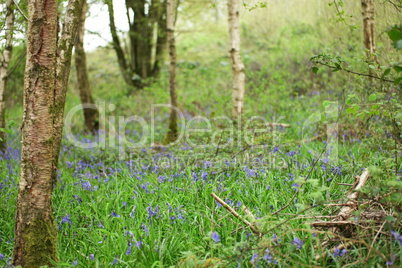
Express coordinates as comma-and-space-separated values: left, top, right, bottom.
1, 1, 401, 267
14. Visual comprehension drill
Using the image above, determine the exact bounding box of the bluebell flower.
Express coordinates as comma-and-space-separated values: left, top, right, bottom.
141, 224, 149, 236
386, 255, 396, 266
135, 239, 143, 249
201, 171, 208, 181
81, 181, 92, 191
167, 203, 173, 213
111, 257, 119, 265
61, 215, 72, 225
72, 259, 78, 267
333, 247, 347, 257
0, 253, 4, 260
263, 249, 276, 264
251, 253, 259, 264
293, 237, 303, 250
111, 211, 120, 218
211, 231, 220, 243
292, 183, 300, 191
158, 176, 166, 183
192, 171, 199, 182
391, 231, 402, 246
272, 233, 280, 245
126, 241, 132, 255
243, 166, 256, 177
263, 249, 272, 261
89, 254, 94, 260
204, 161, 211, 168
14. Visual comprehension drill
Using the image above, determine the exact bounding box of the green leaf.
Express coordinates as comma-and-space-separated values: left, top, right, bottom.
385, 216, 396, 222
393, 65, 402, 73
332, 68, 340, 72
322, 100, 335, 108
387, 25, 402, 49
346, 98, 354, 105
7, 120, 15, 128
346, 107, 355, 114
382, 68, 391, 77
312, 67, 319, 73
387, 26, 402, 42
368, 94, 376, 101
394, 76, 402, 85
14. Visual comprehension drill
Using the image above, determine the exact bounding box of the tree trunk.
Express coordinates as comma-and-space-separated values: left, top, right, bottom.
152, 0, 168, 76
13, 0, 84, 266
227, 0, 246, 120
107, 0, 167, 88
361, 0, 377, 64
106, 0, 135, 87
52, 0, 85, 183
0, 0, 15, 151
75, 0, 99, 134
164, 0, 178, 144
13, 0, 59, 266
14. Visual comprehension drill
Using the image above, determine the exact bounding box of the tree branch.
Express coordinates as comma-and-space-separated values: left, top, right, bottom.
12, 0, 28, 21
314, 61, 395, 83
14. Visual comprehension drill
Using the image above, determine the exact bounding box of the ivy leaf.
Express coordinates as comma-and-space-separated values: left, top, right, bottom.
368, 94, 377, 102
312, 67, 319, 74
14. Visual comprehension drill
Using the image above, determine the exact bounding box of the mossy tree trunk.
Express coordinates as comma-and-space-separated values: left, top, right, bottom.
106, 0, 167, 89
227, 0, 246, 120
0, 0, 15, 151
13, 0, 84, 267
164, 0, 178, 144
75, 0, 99, 134
361, 0, 378, 64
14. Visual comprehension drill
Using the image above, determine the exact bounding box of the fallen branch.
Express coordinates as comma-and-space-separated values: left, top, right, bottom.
264, 123, 291, 128
211, 193, 262, 236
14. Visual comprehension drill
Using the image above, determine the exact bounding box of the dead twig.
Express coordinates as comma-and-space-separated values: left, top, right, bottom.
211, 193, 262, 236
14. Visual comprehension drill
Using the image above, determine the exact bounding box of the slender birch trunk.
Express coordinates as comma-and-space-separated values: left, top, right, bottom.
52, 0, 85, 182
164, 0, 179, 144
13, 0, 84, 266
0, 0, 15, 151
227, 0, 246, 120
75, 0, 99, 134
13, 0, 59, 265
361, 0, 378, 64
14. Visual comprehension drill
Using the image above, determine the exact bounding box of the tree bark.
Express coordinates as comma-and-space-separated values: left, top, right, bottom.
0, 0, 15, 151
227, 0, 246, 120
52, 0, 85, 182
13, 0, 59, 266
361, 0, 378, 63
13, 0, 84, 266
75, 0, 99, 134
164, 0, 178, 144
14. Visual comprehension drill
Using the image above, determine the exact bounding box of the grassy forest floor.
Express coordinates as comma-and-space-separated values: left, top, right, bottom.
1, 1, 401, 267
